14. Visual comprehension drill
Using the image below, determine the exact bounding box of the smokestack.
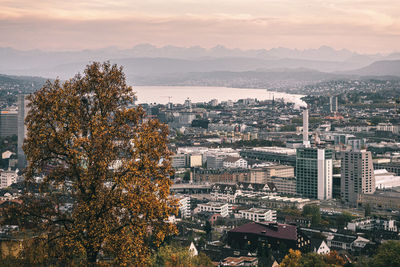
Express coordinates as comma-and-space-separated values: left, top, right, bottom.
303, 108, 310, 147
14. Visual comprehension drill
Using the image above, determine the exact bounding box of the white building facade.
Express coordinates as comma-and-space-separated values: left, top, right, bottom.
238, 208, 276, 222
197, 202, 230, 217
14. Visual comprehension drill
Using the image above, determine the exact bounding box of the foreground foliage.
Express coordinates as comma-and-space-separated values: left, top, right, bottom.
280, 249, 345, 267
4, 62, 178, 265
150, 244, 213, 267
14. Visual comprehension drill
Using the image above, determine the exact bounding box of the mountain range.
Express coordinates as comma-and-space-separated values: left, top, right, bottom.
0, 45, 399, 87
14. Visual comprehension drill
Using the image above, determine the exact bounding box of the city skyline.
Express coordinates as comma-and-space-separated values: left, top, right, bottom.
0, 0, 399, 53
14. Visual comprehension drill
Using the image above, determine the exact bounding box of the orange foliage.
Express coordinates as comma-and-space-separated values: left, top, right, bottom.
11, 62, 178, 265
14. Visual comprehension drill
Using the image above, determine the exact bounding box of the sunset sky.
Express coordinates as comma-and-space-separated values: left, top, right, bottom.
0, 0, 399, 53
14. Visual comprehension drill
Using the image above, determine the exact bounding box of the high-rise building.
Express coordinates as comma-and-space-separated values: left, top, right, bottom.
296, 148, 333, 200
17, 95, 30, 169
341, 150, 375, 204
0, 110, 18, 137
330, 96, 338, 113
302, 108, 310, 148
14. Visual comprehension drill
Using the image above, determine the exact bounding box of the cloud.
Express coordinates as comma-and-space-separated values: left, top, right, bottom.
0, 0, 399, 52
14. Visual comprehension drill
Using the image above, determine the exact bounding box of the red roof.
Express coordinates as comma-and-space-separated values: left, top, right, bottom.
230, 222, 298, 241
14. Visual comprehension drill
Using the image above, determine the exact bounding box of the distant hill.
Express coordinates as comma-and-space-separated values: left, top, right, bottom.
2, 57, 373, 81
130, 69, 354, 90
0, 45, 388, 79
0, 74, 48, 92
0, 46, 398, 90
347, 60, 400, 77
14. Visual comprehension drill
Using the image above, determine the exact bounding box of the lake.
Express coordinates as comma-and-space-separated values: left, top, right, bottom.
133, 86, 306, 108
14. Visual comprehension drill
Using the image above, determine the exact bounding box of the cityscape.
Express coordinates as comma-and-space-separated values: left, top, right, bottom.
1, 0, 400, 266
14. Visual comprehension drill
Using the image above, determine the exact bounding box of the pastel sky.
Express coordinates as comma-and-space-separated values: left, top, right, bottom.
0, 0, 399, 53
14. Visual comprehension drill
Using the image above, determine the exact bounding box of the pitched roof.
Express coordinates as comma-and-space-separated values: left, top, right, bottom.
224, 156, 243, 163
310, 238, 325, 250
238, 182, 276, 192
222, 256, 258, 266
211, 183, 239, 194
230, 222, 298, 241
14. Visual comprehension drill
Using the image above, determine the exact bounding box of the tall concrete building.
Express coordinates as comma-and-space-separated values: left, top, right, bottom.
330, 96, 338, 113
302, 108, 310, 148
296, 148, 333, 200
0, 110, 18, 137
17, 95, 30, 169
341, 150, 375, 204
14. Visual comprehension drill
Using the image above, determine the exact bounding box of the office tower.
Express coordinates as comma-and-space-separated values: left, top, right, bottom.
0, 110, 18, 137
330, 96, 338, 113
17, 95, 30, 169
296, 148, 333, 200
341, 150, 375, 204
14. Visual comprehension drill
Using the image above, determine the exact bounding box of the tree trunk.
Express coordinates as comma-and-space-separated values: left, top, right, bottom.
86, 248, 98, 265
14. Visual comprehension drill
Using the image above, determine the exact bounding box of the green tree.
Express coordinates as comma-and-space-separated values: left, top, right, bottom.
302, 205, 321, 226
183, 170, 191, 181
6, 62, 178, 265
370, 240, 400, 267
364, 204, 371, 217
151, 245, 212, 267
204, 221, 212, 239
336, 212, 353, 229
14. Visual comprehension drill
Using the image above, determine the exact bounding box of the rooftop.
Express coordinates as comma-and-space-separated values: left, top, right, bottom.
230, 222, 298, 241
199, 202, 228, 208
251, 147, 296, 155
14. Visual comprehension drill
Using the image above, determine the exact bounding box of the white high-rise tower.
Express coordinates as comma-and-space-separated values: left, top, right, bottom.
303, 108, 310, 148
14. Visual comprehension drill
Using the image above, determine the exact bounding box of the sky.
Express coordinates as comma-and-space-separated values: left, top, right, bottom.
0, 0, 399, 53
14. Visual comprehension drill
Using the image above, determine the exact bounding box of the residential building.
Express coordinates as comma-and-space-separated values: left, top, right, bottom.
296, 148, 333, 200
193, 168, 249, 183
172, 154, 186, 168
341, 150, 375, 204
265, 165, 294, 180
211, 184, 241, 203
311, 239, 330, 254
238, 208, 276, 222
197, 202, 230, 217
240, 147, 297, 166
227, 222, 311, 255
248, 168, 267, 183
0, 170, 18, 188
237, 182, 276, 194
347, 217, 397, 232
0, 110, 18, 137
206, 154, 226, 169
270, 176, 297, 195
176, 195, 191, 218
357, 190, 400, 210
326, 234, 371, 252
189, 154, 202, 167
247, 165, 294, 184
236, 194, 319, 210
223, 157, 248, 169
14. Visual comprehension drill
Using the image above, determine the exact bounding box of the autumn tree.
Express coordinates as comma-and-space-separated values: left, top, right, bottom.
279, 249, 302, 267
280, 249, 346, 267
6, 62, 178, 265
